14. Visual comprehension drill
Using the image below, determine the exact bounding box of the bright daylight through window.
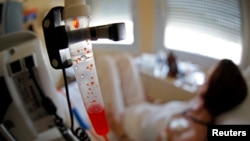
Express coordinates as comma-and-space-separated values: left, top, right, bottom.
86, 0, 133, 45
164, 0, 242, 64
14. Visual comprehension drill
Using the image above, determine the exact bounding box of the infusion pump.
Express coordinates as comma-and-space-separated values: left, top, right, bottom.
0, 31, 65, 141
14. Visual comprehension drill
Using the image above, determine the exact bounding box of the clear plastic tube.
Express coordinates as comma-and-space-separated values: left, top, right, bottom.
65, 17, 109, 138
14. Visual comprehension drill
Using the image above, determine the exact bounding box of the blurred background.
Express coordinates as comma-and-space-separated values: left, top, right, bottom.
1, 0, 250, 140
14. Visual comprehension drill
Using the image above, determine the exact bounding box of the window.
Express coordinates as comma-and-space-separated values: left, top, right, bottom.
154, 0, 245, 68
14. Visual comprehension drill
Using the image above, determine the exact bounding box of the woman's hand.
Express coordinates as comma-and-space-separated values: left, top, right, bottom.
164, 116, 208, 141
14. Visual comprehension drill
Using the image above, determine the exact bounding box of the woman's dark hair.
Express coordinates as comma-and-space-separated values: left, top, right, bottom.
202, 59, 247, 117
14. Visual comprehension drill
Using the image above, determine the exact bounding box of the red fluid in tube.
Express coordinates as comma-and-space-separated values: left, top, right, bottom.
87, 104, 109, 136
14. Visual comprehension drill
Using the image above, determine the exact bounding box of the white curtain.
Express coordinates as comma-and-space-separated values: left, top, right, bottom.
165, 0, 242, 43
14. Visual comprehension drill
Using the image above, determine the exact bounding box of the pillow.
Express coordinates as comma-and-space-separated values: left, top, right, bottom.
96, 55, 125, 120
114, 53, 146, 106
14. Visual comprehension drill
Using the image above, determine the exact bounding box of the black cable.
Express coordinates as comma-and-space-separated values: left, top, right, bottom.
27, 67, 74, 141
28, 66, 90, 141
28, 67, 46, 99
62, 68, 91, 141
62, 68, 75, 132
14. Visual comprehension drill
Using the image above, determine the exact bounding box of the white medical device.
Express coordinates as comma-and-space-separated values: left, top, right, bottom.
0, 31, 70, 141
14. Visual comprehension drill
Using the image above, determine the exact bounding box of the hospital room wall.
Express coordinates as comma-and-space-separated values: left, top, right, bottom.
134, 0, 155, 53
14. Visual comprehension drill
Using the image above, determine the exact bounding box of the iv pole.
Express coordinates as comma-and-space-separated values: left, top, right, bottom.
42, 1, 126, 140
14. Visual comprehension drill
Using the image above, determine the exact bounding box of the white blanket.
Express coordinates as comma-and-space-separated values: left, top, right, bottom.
123, 101, 190, 141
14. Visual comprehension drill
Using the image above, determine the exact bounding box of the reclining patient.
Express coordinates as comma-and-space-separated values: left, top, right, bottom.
107, 58, 247, 141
